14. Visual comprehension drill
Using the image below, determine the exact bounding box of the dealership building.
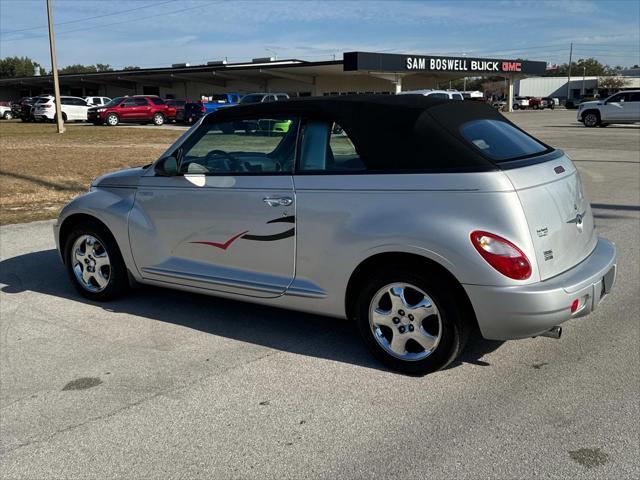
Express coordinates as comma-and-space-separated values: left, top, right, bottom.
0, 51, 548, 111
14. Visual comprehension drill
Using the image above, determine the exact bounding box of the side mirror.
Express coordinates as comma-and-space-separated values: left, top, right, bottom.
154, 156, 178, 176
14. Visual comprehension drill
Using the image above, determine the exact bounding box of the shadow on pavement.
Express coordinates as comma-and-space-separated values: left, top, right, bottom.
0, 249, 503, 373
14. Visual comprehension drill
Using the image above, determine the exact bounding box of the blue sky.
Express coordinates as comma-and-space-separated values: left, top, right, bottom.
1, 0, 638, 71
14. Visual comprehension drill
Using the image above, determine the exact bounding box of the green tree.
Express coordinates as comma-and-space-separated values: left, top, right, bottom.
59, 64, 98, 74
95, 63, 113, 72
598, 76, 629, 91
0, 56, 41, 78
544, 58, 614, 77
122, 65, 141, 71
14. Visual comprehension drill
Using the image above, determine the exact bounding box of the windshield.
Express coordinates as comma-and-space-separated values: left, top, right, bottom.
460, 119, 548, 162
104, 97, 124, 107
239, 94, 264, 104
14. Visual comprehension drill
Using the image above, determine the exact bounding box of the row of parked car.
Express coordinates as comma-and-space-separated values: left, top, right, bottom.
4, 92, 292, 127
490, 96, 559, 110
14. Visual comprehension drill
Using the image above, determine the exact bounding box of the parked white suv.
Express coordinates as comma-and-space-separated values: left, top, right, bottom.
513, 97, 530, 110
85, 96, 111, 107
398, 89, 464, 100
33, 96, 90, 122
578, 90, 640, 127
0, 104, 13, 119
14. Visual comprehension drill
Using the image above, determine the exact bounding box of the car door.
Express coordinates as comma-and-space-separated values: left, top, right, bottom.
600, 92, 626, 122
622, 92, 640, 121
73, 97, 88, 120
118, 97, 137, 120
128, 115, 299, 297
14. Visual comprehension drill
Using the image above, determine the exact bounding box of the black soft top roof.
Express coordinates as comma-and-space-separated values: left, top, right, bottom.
205, 95, 551, 172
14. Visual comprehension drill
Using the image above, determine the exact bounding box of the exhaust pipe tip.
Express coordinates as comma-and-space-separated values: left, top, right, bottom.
540, 326, 562, 339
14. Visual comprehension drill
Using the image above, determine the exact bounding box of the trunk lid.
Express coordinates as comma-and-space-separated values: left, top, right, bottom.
501, 153, 597, 280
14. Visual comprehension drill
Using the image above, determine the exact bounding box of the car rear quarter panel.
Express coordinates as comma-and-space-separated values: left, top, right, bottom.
286, 171, 541, 319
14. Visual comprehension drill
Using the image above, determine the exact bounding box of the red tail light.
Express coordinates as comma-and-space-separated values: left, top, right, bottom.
200, 105, 206, 113
470, 231, 532, 280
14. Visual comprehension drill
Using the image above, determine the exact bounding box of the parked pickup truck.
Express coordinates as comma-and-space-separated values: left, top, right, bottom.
183, 93, 241, 124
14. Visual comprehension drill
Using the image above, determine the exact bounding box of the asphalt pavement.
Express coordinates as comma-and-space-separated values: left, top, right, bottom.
1, 109, 638, 479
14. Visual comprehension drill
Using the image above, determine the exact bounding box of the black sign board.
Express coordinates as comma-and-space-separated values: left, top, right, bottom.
343, 51, 547, 75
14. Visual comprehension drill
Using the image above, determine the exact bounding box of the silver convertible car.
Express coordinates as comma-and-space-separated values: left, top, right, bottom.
54, 96, 617, 374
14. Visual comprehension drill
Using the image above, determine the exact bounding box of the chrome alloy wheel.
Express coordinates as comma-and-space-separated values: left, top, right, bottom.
106, 114, 118, 126
369, 283, 442, 361
71, 235, 111, 292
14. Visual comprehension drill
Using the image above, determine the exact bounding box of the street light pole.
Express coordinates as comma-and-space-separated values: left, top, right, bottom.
566, 42, 573, 103
46, 0, 64, 133
581, 66, 586, 97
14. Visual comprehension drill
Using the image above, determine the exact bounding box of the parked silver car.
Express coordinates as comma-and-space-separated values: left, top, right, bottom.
54, 96, 617, 374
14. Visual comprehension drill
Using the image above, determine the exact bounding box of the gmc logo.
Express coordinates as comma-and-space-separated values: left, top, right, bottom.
502, 62, 522, 72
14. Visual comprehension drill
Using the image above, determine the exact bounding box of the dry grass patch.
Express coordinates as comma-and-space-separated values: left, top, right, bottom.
0, 121, 182, 224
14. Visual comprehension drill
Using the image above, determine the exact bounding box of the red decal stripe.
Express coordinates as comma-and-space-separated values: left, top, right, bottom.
190, 230, 249, 250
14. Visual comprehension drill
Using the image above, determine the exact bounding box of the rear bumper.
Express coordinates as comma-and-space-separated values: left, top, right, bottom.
464, 237, 617, 340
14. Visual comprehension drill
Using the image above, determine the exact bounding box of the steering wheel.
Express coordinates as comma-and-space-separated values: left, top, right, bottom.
205, 149, 242, 172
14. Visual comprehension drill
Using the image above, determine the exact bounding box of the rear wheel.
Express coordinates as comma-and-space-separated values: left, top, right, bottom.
583, 111, 600, 127
355, 267, 469, 375
106, 113, 119, 126
53, 112, 67, 123
513, 104, 519, 110
152, 113, 165, 126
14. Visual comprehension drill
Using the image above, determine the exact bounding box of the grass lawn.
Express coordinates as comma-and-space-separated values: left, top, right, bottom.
0, 121, 182, 225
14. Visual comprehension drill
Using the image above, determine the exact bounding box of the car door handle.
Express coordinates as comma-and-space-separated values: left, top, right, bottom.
263, 196, 293, 207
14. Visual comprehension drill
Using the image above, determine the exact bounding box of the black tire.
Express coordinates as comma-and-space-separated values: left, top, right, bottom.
3, 111, 13, 120
513, 104, 519, 110
152, 113, 165, 126
583, 111, 600, 127
106, 113, 119, 126
355, 267, 470, 375
53, 112, 67, 123
63, 222, 129, 301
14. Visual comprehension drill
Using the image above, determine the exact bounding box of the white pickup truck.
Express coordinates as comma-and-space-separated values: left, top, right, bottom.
578, 90, 640, 127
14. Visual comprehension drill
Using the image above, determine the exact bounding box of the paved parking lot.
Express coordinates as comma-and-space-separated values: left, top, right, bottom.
1, 110, 638, 479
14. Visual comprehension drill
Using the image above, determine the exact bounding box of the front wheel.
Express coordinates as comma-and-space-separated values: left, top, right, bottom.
64, 223, 129, 301
152, 113, 165, 126
513, 104, 519, 110
583, 112, 600, 127
106, 113, 119, 126
3, 111, 13, 120
355, 268, 469, 375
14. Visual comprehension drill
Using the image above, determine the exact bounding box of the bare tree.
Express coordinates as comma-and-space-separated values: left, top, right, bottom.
598, 76, 629, 92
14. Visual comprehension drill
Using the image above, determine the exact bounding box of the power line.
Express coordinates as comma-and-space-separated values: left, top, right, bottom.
1, 1, 215, 42
1, 0, 176, 35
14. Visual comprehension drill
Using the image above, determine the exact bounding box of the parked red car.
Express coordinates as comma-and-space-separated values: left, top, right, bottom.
88, 95, 168, 126
164, 99, 187, 122
527, 97, 544, 109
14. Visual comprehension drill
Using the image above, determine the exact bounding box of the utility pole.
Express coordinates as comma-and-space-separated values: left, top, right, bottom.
566, 42, 573, 103
46, 0, 64, 133
581, 66, 586, 96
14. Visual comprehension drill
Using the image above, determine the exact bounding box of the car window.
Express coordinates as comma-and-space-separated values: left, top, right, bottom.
105, 97, 123, 107
427, 93, 450, 100
607, 93, 625, 103
149, 97, 164, 105
629, 92, 640, 102
262, 95, 275, 103
60, 97, 72, 105
298, 121, 365, 173
134, 98, 149, 106
460, 119, 548, 162
452, 93, 464, 101
72, 98, 87, 106
176, 117, 299, 175
239, 94, 264, 104
122, 98, 137, 107
276, 94, 288, 101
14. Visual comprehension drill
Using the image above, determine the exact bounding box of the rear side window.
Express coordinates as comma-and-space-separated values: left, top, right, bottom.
135, 98, 149, 106
460, 119, 547, 162
149, 97, 164, 105
427, 93, 449, 100
298, 121, 365, 173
